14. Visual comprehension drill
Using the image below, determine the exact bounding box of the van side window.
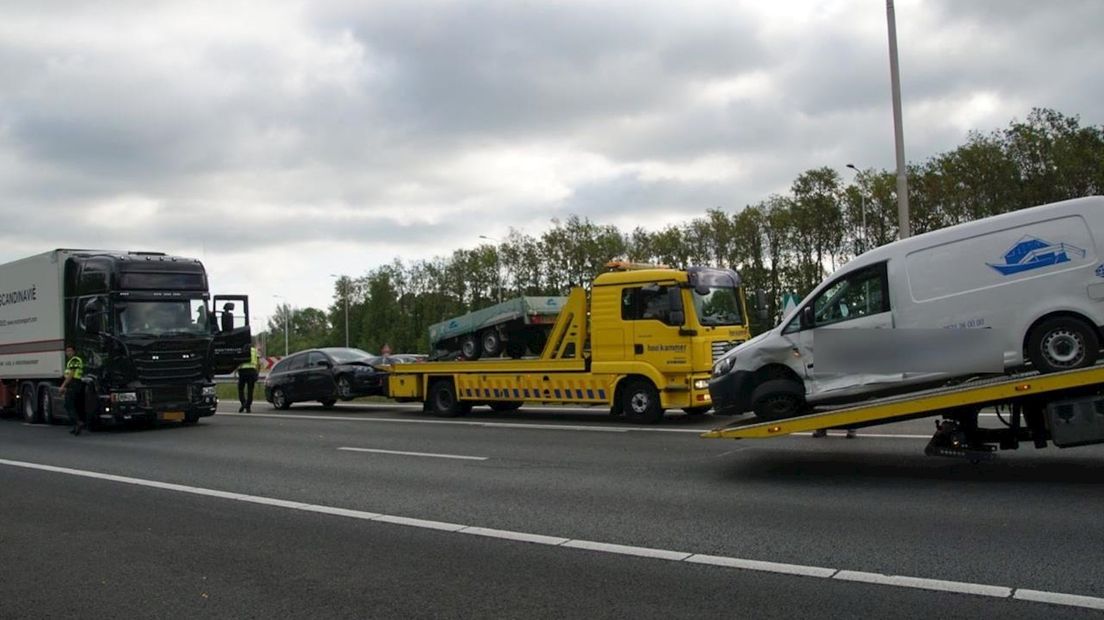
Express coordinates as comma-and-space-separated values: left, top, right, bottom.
809, 263, 889, 328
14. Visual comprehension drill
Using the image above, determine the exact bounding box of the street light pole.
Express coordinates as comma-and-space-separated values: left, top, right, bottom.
886, 0, 910, 239
846, 163, 867, 253
272, 294, 289, 356
478, 235, 503, 303
329, 273, 350, 348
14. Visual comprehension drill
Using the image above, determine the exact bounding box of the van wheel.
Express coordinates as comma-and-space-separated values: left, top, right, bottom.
460, 335, 482, 360
481, 329, 503, 357
751, 379, 805, 421
428, 380, 471, 417
20, 382, 38, 423
1028, 317, 1099, 373
622, 379, 664, 424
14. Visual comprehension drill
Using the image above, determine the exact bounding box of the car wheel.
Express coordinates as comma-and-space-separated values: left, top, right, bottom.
336, 375, 354, 400
621, 379, 663, 424
320, 399, 336, 409
460, 335, 481, 360
1028, 317, 1099, 373
481, 329, 503, 357
272, 388, 292, 410
682, 406, 711, 416
21, 382, 38, 423
428, 380, 470, 417
750, 379, 805, 421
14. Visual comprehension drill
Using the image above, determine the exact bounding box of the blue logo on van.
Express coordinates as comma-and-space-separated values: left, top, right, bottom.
986, 236, 1086, 276
1096, 264, 1104, 278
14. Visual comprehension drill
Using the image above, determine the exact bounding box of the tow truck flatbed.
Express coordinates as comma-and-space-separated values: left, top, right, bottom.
702, 363, 1104, 458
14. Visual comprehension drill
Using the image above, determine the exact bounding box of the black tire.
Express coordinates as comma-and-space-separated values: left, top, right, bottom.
1027, 317, 1100, 373
39, 386, 54, 425
621, 379, 664, 424
488, 401, 522, 412
20, 382, 38, 423
750, 379, 806, 421
320, 399, 336, 409
272, 388, 292, 410
460, 335, 481, 360
505, 339, 527, 359
528, 330, 548, 356
336, 375, 354, 400
428, 380, 470, 417
682, 406, 711, 416
481, 329, 503, 357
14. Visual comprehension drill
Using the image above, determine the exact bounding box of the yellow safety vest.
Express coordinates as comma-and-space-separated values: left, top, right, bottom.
65, 355, 84, 380
239, 347, 259, 370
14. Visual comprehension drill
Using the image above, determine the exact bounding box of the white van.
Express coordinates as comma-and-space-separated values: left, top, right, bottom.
709, 195, 1104, 420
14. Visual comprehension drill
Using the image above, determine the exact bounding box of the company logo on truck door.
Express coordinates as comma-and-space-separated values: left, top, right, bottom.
0, 286, 37, 307
647, 343, 686, 353
986, 236, 1086, 276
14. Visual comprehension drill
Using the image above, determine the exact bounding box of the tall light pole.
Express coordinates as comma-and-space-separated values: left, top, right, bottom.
887, 0, 910, 239
478, 235, 503, 303
846, 163, 867, 253
272, 294, 289, 356
329, 273, 350, 348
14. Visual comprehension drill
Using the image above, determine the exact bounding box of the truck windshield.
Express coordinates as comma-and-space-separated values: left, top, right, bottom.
692, 287, 744, 326
116, 299, 211, 336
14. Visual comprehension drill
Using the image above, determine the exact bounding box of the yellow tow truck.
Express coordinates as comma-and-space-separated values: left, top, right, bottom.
388, 262, 752, 422
703, 363, 1104, 461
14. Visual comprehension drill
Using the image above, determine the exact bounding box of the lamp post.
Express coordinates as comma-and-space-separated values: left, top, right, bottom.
329, 273, 350, 348
846, 163, 867, 253
887, 0, 910, 239
478, 235, 503, 303
272, 294, 289, 356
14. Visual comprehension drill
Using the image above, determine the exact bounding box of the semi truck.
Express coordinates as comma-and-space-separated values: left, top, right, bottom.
0, 249, 252, 428
389, 262, 752, 422
429, 295, 568, 360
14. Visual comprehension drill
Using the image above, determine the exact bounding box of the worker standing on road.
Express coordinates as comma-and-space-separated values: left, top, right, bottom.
60, 344, 85, 435
237, 344, 259, 412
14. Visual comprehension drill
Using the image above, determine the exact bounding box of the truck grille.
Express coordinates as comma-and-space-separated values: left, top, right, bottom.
141, 385, 191, 406
711, 340, 743, 363
133, 347, 206, 383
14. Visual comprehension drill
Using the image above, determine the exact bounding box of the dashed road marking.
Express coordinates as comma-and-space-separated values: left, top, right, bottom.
2, 457, 1101, 612
338, 446, 488, 461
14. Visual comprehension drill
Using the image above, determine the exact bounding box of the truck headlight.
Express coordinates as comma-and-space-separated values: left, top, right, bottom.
693, 379, 710, 390
712, 356, 733, 378
201, 386, 217, 397
111, 392, 138, 403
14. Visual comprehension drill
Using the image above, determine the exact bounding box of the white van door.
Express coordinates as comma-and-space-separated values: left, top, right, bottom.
782, 262, 904, 397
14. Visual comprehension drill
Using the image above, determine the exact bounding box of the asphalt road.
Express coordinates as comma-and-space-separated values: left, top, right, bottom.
2, 400, 1103, 618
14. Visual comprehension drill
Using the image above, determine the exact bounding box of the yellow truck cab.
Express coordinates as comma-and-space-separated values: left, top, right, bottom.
388, 263, 751, 422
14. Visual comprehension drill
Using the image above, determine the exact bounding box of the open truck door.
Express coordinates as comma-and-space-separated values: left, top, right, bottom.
211, 294, 252, 375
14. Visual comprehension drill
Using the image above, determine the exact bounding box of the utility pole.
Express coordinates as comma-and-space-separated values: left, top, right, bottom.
887, 0, 910, 238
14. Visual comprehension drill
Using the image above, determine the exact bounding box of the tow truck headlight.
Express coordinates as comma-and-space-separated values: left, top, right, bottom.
693, 379, 710, 390
111, 392, 138, 403
712, 356, 733, 378
201, 386, 217, 397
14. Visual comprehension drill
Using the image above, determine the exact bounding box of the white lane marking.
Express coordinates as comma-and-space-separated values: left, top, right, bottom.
834, 570, 1011, 598
337, 447, 488, 461
1014, 589, 1104, 611
794, 432, 931, 439
2, 457, 1101, 612
222, 413, 931, 438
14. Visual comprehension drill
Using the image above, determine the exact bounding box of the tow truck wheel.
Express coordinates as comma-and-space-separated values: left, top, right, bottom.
1028, 317, 1099, 373
481, 329, 503, 357
272, 388, 292, 410
622, 379, 664, 424
20, 382, 38, 423
750, 379, 805, 421
429, 380, 470, 417
460, 335, 482, 360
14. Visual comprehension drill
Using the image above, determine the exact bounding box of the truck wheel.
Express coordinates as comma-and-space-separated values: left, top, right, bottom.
20, 382, 38, 423
682, 406, 711, 416
489, 401, 522, 412
622, 379, 664, 424
481, 329, 503, 357
460, 335, 482, 360
1028, 317, 1099, 373
750, 379, 805, 421
429, 380, 470, 417
39, 386, 54, 425
272, 388, 292, 410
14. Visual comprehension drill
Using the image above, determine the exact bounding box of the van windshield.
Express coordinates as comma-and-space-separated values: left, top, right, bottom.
693, 286, 744, 326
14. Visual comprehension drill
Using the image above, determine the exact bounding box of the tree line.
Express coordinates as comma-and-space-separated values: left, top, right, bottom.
260, 108, 1104, 356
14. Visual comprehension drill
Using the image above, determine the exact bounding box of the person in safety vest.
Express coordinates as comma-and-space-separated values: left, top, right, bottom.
236, 344, 260, 412
60, 344, 85, 435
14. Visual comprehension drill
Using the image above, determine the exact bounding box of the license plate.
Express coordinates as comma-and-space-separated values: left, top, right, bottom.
161, 411, 185, 422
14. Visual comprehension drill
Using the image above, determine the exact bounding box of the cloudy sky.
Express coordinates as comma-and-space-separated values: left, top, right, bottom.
2, 0, 1101, 324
